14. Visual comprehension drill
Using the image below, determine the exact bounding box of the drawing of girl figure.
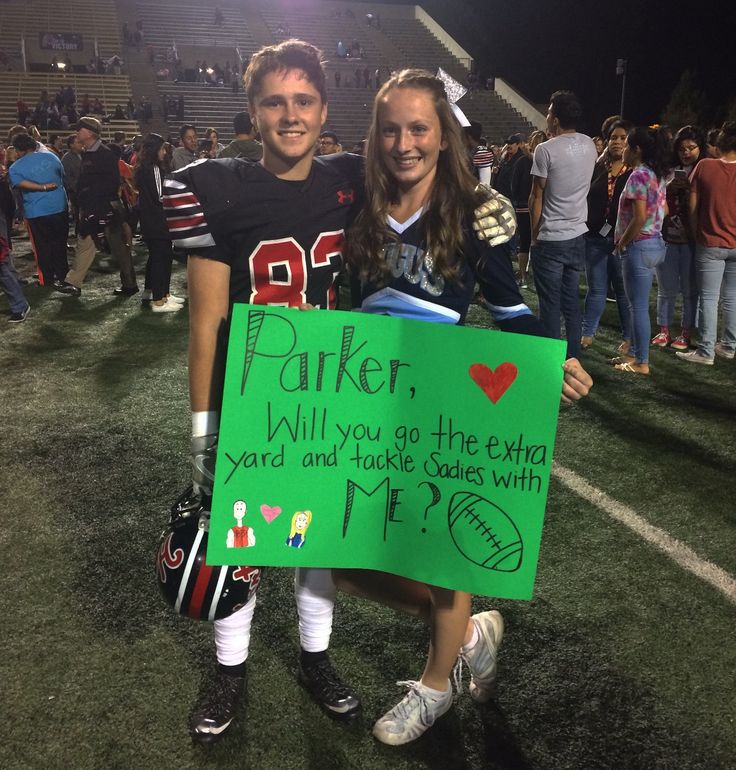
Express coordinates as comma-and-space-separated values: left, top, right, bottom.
286, 510, 312, 548
226, 500, 256, 548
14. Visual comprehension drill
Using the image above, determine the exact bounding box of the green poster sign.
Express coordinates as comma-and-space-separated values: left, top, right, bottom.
208, 306, 566, 599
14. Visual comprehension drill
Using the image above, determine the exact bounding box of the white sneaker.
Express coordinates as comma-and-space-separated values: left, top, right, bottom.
372, 680, 453, 746
714, 343, 735, 360
675, 349, 714, 366
151, 298, 183, 313
167, 293, 186, 304
459, 610, 504, 703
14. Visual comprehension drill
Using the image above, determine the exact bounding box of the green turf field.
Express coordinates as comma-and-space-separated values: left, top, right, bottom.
1, 242, 734, 770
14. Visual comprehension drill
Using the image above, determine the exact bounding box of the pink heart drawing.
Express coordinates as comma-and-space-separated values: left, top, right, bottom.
260, 504, 282, 524
468, 362, 518, 404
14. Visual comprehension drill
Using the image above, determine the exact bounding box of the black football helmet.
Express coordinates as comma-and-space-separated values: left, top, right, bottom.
156, 486, 261, 621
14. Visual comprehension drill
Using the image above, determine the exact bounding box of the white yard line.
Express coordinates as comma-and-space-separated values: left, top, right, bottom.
552, 462, 736, 605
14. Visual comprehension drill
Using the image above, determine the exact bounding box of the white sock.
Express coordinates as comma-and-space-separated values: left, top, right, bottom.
213, 591, 257, 666
461, 622, 480, 653
419, 678, 451, 696
294, 567, 336, 652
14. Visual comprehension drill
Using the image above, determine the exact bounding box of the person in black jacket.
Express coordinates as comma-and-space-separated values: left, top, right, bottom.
134, 133, 183, 312
64, 116, 137, 296
581, 119, 633, 351
510, 130, 546, 288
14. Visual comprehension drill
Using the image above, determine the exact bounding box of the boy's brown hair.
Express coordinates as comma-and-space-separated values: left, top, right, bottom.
244, 39, 327, 109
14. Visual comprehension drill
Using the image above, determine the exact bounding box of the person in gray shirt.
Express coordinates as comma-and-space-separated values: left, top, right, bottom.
529, 90, 596, 359
172, 124, 199, 170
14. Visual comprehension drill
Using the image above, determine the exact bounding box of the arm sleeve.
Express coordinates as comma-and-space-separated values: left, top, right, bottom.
162, 167, 230, 261
467, 232, 547, 337
530, 144, 549, 180
626, 168, 650, 201
7, 165, 24, 187
687, 163, 701, 196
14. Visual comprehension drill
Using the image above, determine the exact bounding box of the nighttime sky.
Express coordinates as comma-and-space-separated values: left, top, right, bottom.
342, 0, 736, 135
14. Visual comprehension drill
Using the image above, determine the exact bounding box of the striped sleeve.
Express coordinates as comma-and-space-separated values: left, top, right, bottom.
162, 174, 222, 257
473, 147, 494, 169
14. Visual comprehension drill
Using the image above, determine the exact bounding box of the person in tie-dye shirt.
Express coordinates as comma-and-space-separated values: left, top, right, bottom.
612, 126, 672, 375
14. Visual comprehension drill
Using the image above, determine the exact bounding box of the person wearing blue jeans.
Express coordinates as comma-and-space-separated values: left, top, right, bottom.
0, 206, 30, 323
677, 246, 736, 363
652, 126, 706, 351
612, 125, 671, 375
581, 119, 633, 352
654, 242, 697, 348
531, 236, 586, 359
620, 236, 666, 366
675, 123, 736, 366
529, 91, 597, 361
582, 233, 631, 345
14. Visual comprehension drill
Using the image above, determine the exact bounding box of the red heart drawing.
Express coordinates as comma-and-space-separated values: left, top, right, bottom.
468, 363, 518, 404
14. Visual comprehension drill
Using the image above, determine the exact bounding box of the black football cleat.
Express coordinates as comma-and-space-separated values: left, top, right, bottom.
189, 669, 245, 745
299, 655, 362, 721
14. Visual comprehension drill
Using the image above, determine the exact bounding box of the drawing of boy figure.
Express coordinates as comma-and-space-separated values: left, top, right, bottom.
226, 500, 256, 548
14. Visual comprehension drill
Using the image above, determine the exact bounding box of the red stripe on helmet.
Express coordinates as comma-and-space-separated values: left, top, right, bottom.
188, 561, 215, 618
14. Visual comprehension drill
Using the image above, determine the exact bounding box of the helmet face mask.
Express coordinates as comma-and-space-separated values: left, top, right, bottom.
156, 486, 260, 621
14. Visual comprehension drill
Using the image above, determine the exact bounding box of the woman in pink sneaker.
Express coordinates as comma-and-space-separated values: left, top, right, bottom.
651, 126, 705, 351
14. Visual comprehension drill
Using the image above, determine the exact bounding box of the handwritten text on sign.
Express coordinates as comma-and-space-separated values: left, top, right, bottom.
208, 307, 566, 598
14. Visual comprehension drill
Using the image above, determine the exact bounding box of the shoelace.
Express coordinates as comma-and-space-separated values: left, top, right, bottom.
311, 659, 349, 697
392, 680, 445, 726
452, 657, 465, 695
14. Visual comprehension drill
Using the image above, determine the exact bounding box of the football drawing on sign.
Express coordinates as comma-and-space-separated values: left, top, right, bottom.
226, 500, 256, 548
286, 510, 312, 548
447, 491, 523, 571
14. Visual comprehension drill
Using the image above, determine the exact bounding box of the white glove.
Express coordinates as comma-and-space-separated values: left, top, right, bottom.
472, 185, 517, 247
190, 433, 218, 498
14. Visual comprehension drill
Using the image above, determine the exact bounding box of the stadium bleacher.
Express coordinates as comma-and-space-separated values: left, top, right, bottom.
1, 0, 536, 151
0, 73, 139, 142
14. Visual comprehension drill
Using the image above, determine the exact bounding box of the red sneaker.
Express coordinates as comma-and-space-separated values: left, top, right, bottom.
670, 335, 690, 351
651, 331, 671, 347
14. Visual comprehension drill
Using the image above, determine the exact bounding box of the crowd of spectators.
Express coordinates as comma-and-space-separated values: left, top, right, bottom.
1, 72, 734, 367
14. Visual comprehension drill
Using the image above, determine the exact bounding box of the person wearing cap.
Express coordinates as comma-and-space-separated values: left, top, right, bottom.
63, 116, 138, 296
134, 133, 184, 312
493, 133, 524, 199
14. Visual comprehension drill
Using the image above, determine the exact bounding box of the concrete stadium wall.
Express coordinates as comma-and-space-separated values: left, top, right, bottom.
412, 6, 472, 70
495, 78, 546, 131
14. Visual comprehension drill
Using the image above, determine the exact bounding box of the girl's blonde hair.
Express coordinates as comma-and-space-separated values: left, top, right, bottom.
288, 510, 312, 539
528, 129, 547, 153
346, 69, 485, 285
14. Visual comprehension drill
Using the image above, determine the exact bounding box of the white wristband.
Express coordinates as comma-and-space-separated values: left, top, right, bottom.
191, 410, 219, 438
